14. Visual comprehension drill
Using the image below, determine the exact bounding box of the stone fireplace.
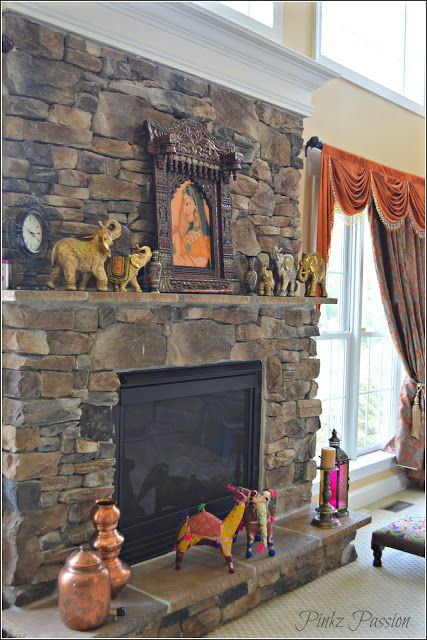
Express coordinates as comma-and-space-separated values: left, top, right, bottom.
0, 10, 370, 635
2, 291, 326, 608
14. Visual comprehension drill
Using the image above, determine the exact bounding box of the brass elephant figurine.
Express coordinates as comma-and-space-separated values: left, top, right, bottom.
271, 247, 298, 297
297, 251, 327, 297
46, 219, 122, 291
106, 246, 152, 292
258, 265, 275, 296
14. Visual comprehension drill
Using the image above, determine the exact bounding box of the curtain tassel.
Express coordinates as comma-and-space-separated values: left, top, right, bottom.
411, 383, 424, 440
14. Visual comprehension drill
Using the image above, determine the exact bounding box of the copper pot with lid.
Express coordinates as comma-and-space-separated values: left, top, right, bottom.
58, 545, 110, 631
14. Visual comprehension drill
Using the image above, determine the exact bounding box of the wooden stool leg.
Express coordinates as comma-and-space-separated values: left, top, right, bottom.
372, 543, 384, 567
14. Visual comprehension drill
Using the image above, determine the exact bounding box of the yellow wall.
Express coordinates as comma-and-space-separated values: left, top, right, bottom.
282, 1, 425, 249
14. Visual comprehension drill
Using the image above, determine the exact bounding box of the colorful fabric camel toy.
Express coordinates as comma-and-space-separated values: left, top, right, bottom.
175, 484, 253, 574
238, 489, 277, 558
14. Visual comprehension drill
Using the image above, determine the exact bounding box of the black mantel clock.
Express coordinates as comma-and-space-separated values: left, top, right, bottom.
4, 196, 52, 289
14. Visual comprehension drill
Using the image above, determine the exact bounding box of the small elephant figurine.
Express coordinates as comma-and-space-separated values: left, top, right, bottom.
106, 245, 152, 292
46, 219, 122, 291
271, 247, 298, 297
297, 251, 327, 297
258, 265, 275, 296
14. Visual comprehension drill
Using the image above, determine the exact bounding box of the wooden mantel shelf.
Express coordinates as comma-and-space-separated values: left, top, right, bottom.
2, 290, 337, 307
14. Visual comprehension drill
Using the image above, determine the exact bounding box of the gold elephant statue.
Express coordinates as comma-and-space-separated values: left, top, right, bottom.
258, 264, 275, 296
106, 245, 152, 292
46, 219, 122, 291
297, 251, 327, 297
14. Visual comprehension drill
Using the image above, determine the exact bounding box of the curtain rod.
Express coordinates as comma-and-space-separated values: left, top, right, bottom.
304, 136, 324, 157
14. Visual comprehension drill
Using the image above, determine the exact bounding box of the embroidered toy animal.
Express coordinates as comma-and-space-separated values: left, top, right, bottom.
241, 489, 277, 558
175, 484, 252, 574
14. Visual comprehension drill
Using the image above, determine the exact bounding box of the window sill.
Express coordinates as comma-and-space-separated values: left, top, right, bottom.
312, 450, 397, 491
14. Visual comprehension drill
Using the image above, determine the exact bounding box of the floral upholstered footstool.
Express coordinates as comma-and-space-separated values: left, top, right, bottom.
371, 516, 425, 567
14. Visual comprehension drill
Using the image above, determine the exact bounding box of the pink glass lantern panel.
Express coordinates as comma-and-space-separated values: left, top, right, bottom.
337, 462, 348, 509
329, 468, 338, 508
329, 463, 349, 509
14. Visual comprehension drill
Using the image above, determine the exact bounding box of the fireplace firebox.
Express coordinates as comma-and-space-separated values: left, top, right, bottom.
114, 361, 262, 565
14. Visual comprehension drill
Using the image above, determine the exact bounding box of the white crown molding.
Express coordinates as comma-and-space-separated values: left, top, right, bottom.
6, 1, 336, 117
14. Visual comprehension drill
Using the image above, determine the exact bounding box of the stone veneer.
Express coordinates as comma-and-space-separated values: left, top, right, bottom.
2, 11, 303, 291
2, 10, 327, 611
2, 292, 327, 607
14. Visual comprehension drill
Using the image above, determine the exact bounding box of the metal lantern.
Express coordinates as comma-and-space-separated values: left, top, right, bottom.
321, 430, 349, 517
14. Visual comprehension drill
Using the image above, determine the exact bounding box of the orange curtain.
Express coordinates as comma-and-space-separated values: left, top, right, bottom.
317, 143, 425, 481
317, 143, 425, 265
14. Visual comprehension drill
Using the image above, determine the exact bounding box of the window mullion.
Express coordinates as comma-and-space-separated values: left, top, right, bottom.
346, 218, 364, 459
389, 351, 404, 448
342, 221, 355, 457
403, 1, 408, 97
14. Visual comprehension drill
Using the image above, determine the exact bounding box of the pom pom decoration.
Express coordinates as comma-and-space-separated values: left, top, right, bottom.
184, 533, 192, 542
271, 516, 276, 523
258, 543, 265, 554
270, 489, 278, 499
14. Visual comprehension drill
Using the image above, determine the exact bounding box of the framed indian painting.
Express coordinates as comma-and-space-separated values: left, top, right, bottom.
146, 119, 241, 293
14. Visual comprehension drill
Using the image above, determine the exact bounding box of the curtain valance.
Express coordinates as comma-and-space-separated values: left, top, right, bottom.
318, 143, 425, 265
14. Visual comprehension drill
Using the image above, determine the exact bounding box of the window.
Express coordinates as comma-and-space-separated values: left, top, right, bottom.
316, 1, 426, 113
195, 1, 282, 41
316, 212, 403, 459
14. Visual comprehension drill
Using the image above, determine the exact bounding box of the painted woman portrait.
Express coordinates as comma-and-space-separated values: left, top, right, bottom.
171, 181, 212, 268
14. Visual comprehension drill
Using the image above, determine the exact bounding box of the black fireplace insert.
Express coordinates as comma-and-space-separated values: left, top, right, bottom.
113, 361, 262, 565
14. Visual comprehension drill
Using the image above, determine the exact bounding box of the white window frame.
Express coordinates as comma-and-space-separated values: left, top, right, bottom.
194, 1, 283, 43
316, 215, 403, 460
315, 1, 425, 116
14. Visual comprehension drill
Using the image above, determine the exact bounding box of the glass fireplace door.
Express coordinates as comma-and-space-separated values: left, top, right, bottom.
114, 361, 261, 564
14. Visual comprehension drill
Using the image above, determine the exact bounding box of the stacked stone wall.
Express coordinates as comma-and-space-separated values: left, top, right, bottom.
2, 11, 303, 290
2, 299, 321, 606
1, 11, 321, 610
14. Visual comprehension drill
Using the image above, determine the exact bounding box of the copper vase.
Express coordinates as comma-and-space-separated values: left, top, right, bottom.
58, 545, 110, 631
90, 498, 131, 598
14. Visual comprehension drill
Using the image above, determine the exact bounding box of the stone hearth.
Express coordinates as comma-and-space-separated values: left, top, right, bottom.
2, 507, 371, 638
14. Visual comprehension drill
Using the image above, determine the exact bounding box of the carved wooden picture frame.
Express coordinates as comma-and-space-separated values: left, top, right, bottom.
146, 119, 241, 294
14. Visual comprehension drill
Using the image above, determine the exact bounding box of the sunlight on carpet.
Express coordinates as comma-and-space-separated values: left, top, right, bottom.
205, 488, 425, 639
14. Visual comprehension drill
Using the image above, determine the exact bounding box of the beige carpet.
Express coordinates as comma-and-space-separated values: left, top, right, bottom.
206, 487, 425, 639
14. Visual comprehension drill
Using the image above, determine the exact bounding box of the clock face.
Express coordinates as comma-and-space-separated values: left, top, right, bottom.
22, 213, 43, 254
